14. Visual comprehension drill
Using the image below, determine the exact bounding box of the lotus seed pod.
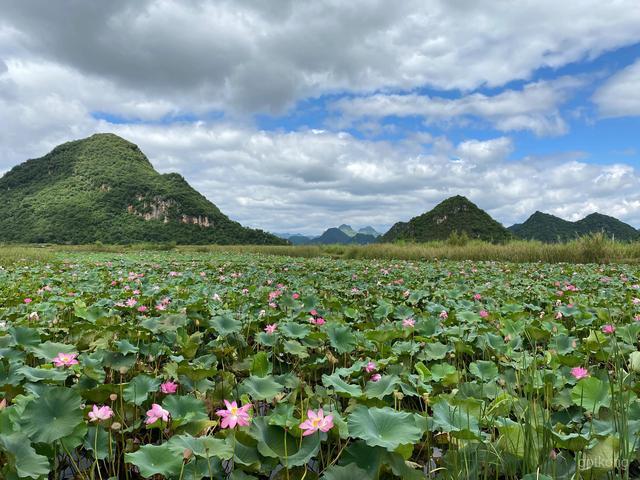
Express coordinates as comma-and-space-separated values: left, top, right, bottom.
109, 393, 118, 402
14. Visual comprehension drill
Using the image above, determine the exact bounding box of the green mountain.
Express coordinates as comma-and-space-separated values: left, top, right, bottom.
0, 133, 285, 245
338, 224, 358, 237
509, 211, 639, 242
380, 195, 512, 243
508, 211, 578, 242
574, 213, 639, 241
308, 228, 377, 245
358, 226, 381, 237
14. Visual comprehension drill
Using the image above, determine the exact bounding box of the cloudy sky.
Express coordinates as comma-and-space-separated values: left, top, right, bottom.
1, 0, 640, 235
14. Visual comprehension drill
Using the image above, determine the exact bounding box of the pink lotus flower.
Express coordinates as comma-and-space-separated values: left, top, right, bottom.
137, 305, 148, 313
24, 298, 32, 304
633, 298, 640, 305
125, 298, 137, 307
299, 409, 334, 436
242, 288, 249, 295
310, 316, 326, 325
403, 290, 411, 298
402, 318, 415, 328
473, 293, 482, 301
216, 400, 252, 429
88, 405, 114, 422
371, 373, 382, 382
145, 403, 170, 424
160, 381, 178, 394
155, 303, 167, 311
310, 309, 318, 316
479, 310, 489, 318
169, 271, 179, 277
571, 367, 589, 380
292, 293, 300, 299
602, 324, 615, 334
439, 310, 448, 319
264, 324, 277, 334
364, 361, 377, 373
53, 352, 79, 367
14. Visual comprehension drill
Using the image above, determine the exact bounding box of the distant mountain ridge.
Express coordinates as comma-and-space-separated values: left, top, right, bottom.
276, 225, 380, 244
0, 133, 285, 245
381, 196, 512, 243
509, 211, 639, 242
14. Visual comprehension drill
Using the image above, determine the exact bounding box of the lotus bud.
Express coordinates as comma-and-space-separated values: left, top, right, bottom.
183, 449, 193, 461
109, 393, 118, 402
111, 422, 122, 431
393, 391, 404, 400
630, 351, 640, 373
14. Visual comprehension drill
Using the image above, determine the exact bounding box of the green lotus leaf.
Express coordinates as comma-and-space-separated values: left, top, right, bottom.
364, 375, 400, 399
19, 386, 83, 443
249, 416, 320, 467
280, 322, 310, 339
162, 395, 208, 425
239, 375, 284, 401
468, 360, 499, 381
327, 324, 356, 354
83, 426, 115, 460
167, 434, 233, 460
17, 365, 71, 382
209, 313, 241, 336
125, 443, 183, 478
321, 463, 369, 480
0, 433, 50, 479
123, 374, 162, 406
250, 351, 270, 377
26, 341, 77, 361
431, 400, 480, 439
571, 377, 610, 413
348, 406, 423, 451
322, 373, 362, 398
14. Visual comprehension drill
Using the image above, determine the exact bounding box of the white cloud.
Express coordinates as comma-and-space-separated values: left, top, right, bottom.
332, 77, 585, 136
593, 59, 640, 117
2, 1, 640, 113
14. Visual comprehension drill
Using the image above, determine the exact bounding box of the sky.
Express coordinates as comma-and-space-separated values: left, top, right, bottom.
1, 1, 640, 236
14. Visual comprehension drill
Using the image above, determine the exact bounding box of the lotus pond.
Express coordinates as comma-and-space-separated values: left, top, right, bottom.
1, 252, 640, 479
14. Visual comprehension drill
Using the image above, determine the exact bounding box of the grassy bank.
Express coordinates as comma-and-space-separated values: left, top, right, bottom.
2, 233, 640, 264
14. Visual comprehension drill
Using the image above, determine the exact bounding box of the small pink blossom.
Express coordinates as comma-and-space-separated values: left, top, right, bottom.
402, 318, 415, 328
439, 310, 448, 319
602, 324, 615, 334
125, 298, 137, 307
53, 352, 79, 367
364, 361, 377, 373
265, 324, 277, 334
571, 367, 589, 380
292, 293, 300, 299
137, 305, 148, 313
145, 403, 170, 424
160, 381, 178, 394
633, 298, 640, 305
155, 303, 167, 311
24, 298, 32, 304
310, 309, 318, 316
370, 373, 382, 382
88, 405, 114, 422
216, 400, 252, 429
310, 316, 325, 325
169, 271, 179, 277
299, 409, 334, 436
403, 290, 411, 298
479, 310, 489, 318
242, 288, 249, 295
268, 302, 277, 308
473, 293, 482, 301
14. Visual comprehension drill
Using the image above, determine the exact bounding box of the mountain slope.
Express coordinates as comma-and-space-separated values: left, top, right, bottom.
0, 133, 285, 245
509, 211, 639, 242
380, 196, 511, 243
574, 213, 639, 241
508, 211, 579, 242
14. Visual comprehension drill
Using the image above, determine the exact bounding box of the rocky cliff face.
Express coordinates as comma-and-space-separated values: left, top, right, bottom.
127, 195, 213, 228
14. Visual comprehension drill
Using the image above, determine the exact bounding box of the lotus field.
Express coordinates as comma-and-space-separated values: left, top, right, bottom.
2, 252, 640, 479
